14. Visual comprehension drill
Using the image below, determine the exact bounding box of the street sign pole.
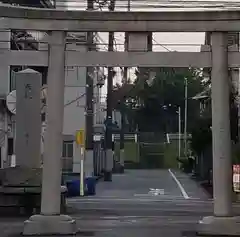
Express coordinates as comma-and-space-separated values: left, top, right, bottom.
76, 129, 85, 196
80, 147, 84, 196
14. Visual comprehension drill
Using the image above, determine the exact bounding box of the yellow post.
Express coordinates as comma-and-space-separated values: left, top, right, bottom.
76, 129, 85, 147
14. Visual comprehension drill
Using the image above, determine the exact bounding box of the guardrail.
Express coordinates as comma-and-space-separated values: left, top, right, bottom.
166, 133, 192, 143
93, 134, 137, 142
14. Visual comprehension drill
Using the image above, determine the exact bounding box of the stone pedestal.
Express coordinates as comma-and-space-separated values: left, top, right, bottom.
198, 216, 240, 236
0, 167, 42, 187
0, 167, 67, 216
23, 214, 77, 236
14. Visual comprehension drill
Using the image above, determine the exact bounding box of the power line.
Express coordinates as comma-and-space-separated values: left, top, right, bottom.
64, 83, 98, 107
153, 37, 172, 52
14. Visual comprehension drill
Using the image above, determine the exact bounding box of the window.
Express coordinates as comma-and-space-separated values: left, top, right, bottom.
62, 141, 73, 172
62, 141, 73, 158
10, 70, 16, 91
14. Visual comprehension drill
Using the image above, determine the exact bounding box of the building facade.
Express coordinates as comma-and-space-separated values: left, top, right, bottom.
0, 1, 106, 173
61, 35, 105, 173
0, 0, 55, 168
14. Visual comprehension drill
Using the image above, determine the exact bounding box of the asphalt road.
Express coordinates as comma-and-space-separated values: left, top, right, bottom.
2, 169, 240, 237
67, 169, 214, 237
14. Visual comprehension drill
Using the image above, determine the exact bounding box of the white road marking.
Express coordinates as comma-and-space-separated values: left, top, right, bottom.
148, 188, 165, 195
67, 196, 211, 204
168, 169, 190, 199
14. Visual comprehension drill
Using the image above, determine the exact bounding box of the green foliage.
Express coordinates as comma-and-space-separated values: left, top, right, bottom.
232, 143, 240, 164
190, 78, 239, 155
190, 115, 212, 155
130, 67, 204, 132
163, 141, 180, 168
114, 141, 139, 163
230, 83, 239, 143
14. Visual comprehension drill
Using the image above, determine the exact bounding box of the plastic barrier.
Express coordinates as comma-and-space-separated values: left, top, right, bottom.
85, 177, 96, 196
66, 177, 96, 197
66, 179, 80, 197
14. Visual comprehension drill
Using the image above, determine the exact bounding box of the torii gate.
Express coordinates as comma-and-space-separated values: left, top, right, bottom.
1, 4, 240, 236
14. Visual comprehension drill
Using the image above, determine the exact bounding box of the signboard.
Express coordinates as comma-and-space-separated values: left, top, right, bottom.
233, 165, 240, 192
94, 134, 101, 142
76, 129, 85, 147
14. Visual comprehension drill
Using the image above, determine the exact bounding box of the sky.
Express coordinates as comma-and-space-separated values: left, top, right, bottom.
56, 0, 240, 95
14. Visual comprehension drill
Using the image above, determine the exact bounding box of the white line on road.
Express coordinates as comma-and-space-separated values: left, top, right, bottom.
168, 169, 190, 199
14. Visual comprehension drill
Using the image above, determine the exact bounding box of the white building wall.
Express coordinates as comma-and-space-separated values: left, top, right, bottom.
54, 2, 85, 172
64, 42, 106, 173
63, 67, 86, 134
63, 43, 87, 173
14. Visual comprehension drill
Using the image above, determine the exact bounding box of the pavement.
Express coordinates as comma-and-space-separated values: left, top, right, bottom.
0, 169, 238, 236
66, 169, 213, 237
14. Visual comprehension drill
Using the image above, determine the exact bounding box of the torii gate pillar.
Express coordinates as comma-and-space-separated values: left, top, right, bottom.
23, 31, 77, 236
198, 32, 240, 236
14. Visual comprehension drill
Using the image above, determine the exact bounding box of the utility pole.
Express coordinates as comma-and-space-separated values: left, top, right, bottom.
119, 0, 130, 174
104, 0, 115, 181
184, 77, 188, 158
127, 0, 130, 11
178, 106, 181, 169
85, 0, 94, 178
3, 109, 8, 168
119, 101, 125, 173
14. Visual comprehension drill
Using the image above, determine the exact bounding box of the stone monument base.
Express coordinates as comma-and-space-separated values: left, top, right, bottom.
23, 214, 77, 236
0, 167, 67, 216
198, 215, 240, 236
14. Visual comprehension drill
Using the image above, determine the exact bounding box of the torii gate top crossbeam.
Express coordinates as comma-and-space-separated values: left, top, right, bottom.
1, 4, 240, 32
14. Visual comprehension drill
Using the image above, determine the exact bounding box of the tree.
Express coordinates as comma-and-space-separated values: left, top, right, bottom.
189, 76, 239, 157
111, 67, 204, 133
189, 72, 239, 183
190, 112, 212, 156
125, 67, 204, 132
